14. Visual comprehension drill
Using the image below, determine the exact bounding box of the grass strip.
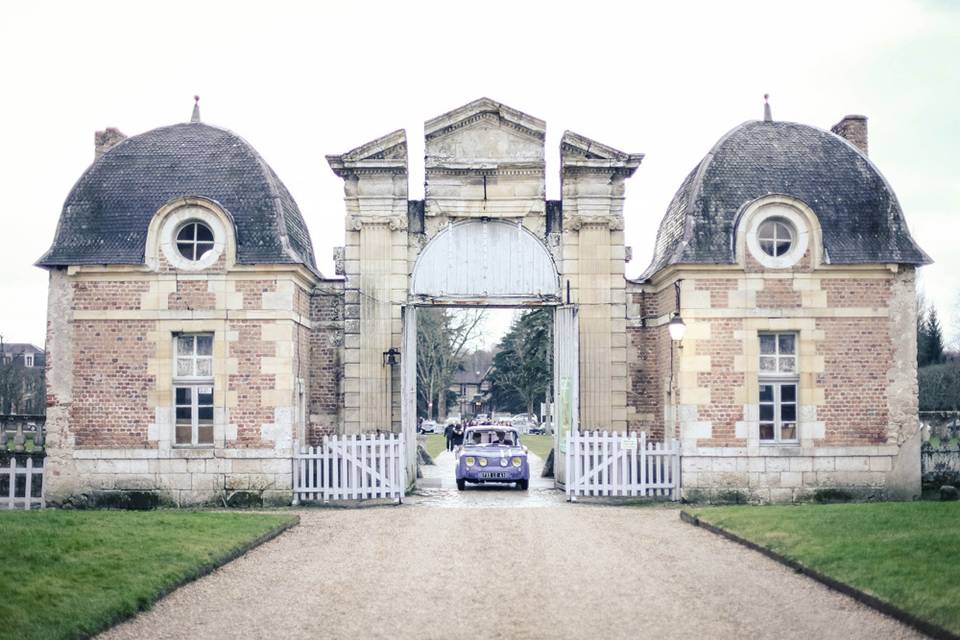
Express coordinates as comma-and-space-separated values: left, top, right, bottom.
0, 510, 297, 640
683, 503, 960, 639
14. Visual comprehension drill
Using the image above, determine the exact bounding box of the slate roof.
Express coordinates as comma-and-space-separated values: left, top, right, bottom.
639, 120, 930, 280
37, 122, 317, 273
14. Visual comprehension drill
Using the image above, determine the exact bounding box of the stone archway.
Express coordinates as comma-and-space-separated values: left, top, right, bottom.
402, 219, 576, 482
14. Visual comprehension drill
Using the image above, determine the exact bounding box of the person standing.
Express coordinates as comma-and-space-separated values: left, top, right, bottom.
444, 422, 454, 452
453, 422, 464, 449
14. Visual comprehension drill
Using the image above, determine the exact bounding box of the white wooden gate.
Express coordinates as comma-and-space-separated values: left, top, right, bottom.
1, 455, 45, 510
565, 431, 680, 501
292, 433, 406, 504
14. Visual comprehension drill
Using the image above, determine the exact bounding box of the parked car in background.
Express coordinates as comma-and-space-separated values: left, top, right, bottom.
455, 426, 529, 490
419, 420, 438, 434
511, 413, 539, 433
529, 422, 548, 435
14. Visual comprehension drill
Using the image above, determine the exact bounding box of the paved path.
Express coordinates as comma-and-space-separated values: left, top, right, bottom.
102, 460, 920, 640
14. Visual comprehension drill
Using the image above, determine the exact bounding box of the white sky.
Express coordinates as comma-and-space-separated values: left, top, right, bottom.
1, 1, 958, 348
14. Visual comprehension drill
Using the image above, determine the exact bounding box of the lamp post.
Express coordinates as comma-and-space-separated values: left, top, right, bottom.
383, 347, 400, 429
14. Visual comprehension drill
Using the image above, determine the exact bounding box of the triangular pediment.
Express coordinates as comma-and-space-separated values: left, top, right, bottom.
425, 98, 545, 168
326, 129, 407, 176
560, 131, 644, 175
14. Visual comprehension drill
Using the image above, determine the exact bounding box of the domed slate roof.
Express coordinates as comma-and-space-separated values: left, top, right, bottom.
640, 119, 930, 280
38, 122, 317, 273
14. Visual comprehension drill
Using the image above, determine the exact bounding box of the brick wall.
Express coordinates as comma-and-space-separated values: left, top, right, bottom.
73, 281, 150, 310
695, 318, 745, 447
309, 286, 343, 443
816, 317, 890, 445
71, 320, 154, 447
227, 321, 277, 447
168, 280, 216, 311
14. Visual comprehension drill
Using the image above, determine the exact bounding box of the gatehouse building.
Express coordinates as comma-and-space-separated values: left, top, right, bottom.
38, 98, 929, 504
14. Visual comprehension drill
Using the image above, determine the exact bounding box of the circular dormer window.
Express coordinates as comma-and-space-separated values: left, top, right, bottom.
176, 221, 216, 261
156, 204, 227, 271
744, 201, 811, 269
757, 218, 795, 257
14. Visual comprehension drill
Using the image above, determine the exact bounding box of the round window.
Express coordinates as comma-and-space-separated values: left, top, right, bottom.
176, 221, 215, 261
756, 218, 795, 257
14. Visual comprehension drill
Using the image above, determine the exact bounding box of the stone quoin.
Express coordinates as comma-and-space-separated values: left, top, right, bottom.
37, 98, 930, 504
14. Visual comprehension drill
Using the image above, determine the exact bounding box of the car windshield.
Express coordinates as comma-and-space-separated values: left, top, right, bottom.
466, 429, 517, 447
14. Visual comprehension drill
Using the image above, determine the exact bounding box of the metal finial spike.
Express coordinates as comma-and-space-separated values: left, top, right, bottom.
763, 94, 772, 122
191, 95, 201, 123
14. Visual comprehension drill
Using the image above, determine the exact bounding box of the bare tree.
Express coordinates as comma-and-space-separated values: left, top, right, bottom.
417, 309, 486, 419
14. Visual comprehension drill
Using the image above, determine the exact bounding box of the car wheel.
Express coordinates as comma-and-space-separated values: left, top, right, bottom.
518, 480, 528, 490
457, 479, 465, 491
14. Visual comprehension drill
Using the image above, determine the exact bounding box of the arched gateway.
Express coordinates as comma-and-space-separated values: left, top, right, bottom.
326, 98, 642, 483
403, 218, 576, 480
38, 97, 926, 505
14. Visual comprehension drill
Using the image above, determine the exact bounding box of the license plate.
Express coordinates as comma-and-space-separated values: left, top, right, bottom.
480, 472, 507, 479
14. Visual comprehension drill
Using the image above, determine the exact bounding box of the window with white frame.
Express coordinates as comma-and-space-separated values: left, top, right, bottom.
24, 354, 34, 367
758, 332, 798, 443
173, 334, 214, 446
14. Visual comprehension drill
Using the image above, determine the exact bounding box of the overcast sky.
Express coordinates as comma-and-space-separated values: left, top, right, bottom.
1, 1, 957, 349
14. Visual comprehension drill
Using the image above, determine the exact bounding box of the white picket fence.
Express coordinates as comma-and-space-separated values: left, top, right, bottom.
565, 431, 680, 501
292, 433, 406, 504
1, 455, 45, 510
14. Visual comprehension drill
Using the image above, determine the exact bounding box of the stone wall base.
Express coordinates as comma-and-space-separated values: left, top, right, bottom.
47, 449, 294, 507
681, 445, 919, 503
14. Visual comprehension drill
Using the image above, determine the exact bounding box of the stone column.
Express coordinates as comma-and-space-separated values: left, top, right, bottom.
560, 132, 642, 431
327, 131, 409, 433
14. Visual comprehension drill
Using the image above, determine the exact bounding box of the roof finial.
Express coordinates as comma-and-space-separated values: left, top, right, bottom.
763, 93, 772, 122
191, 95, 201, 123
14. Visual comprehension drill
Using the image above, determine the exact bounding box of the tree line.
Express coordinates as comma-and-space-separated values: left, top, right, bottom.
917, 295, 959, 411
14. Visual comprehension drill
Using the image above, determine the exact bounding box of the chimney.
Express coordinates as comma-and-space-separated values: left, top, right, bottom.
831, 115, 868, 155
94, 127, 127, 160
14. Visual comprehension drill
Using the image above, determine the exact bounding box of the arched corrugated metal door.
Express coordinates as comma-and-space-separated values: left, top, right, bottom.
411, 219, 560, 303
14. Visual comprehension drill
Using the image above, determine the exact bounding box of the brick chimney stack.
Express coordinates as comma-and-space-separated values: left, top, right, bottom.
831, 115, 868, 156
94, 127, 127, 160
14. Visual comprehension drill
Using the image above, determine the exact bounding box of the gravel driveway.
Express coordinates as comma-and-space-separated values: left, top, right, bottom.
102, 457, 920, 640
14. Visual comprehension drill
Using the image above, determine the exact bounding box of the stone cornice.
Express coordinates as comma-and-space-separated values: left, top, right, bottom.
347, 214, 408, 231
565, 214, 625, 231
425, 163, 544, 177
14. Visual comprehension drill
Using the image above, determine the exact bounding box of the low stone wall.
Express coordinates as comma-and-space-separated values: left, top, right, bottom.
51, 448, 293, 507
682, 445, 914, 503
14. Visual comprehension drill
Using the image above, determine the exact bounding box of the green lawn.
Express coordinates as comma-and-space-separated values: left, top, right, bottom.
523, 434, 554, 460
422, 433, 447, 459
689, 502, 960, 634
0, 510, 296, 640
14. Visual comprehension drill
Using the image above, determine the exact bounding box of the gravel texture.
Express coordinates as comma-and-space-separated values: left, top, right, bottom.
102, 458, 920, 640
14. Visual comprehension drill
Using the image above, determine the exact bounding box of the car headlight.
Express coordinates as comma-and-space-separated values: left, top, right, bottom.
478, 458, 488, 467
500, 458, 508, 467
465, 457, 476, 467
512, 457, 522, 467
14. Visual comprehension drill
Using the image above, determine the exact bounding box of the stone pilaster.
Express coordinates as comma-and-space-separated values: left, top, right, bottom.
327, 131, 409, 433
560, 132, 642, 431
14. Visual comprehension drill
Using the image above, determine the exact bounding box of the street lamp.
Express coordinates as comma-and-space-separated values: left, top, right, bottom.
668, 313, 686, 341
382, 347, 401, 367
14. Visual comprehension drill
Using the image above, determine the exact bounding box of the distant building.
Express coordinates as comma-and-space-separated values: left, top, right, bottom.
0, 343, 44, 369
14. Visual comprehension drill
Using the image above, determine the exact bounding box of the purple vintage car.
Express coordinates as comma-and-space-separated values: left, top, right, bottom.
455, 426, 529, 490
